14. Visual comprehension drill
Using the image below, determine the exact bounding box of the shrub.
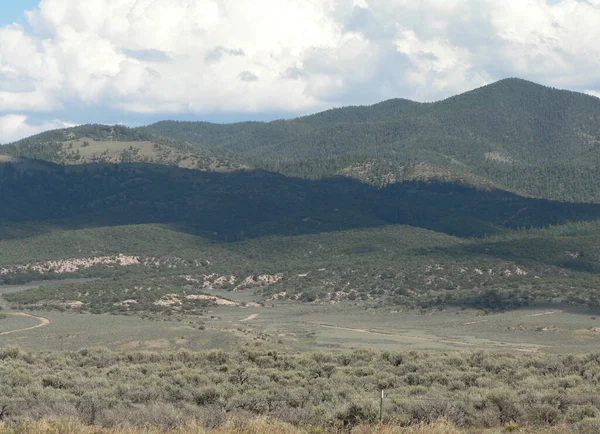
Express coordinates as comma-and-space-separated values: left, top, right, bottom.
335, 402, 378, 428
486, 389, 522, 424
194, 387, 221, 406
0, 347, 21, 360
566, 405, 599, 424
527, 403, 561, 425
576, 418, 600, 434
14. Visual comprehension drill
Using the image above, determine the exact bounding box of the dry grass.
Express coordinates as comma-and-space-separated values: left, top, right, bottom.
352, 420, 576, 434
0, 418, 589, 434
0, 418, 301, 434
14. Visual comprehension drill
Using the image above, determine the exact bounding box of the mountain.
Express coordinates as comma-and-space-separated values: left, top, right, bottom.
142, 78, 600, 201
144, 78, 600, 165
6, 79, 600, 200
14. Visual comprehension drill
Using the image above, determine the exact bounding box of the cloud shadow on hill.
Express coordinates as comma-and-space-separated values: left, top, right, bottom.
1, 161, 600, 243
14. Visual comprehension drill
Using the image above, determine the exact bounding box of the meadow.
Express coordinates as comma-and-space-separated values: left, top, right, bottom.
2, 287, 600, 353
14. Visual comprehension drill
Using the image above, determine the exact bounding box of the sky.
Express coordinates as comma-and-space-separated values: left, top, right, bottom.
0, 1, 38, 27
1, 0, 600, 143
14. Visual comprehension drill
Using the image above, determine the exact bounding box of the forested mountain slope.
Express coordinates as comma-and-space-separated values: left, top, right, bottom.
5, 78, 600, 201
4, 157, 597, 240
144, 78, 600, 165
142, 78, 600, 201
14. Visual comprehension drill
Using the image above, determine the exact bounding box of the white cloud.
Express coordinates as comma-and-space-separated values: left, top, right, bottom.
394, 29, 490, 100
0, 0, 600, 142
486, 0, 600, 86
0, 114, 76, 144
586, 90, 600, 99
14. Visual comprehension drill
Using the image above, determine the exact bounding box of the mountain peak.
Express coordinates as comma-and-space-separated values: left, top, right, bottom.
474, 77, 598, 100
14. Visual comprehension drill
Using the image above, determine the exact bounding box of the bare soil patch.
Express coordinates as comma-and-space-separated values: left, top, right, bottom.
528, 311, 562, 317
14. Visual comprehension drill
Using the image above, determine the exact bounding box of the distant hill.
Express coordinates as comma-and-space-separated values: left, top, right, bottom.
4, 156, 600, 311
5, 77, 600, 204
144, 78, 600, 166
2, 124, 244, 172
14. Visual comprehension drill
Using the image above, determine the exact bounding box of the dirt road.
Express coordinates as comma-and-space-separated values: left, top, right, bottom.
528, 311, 561, 317
0, 312, 51, 336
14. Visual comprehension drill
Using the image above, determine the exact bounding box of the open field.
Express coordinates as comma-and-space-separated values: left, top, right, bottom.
0, 313, 39, 334
2, 281, 600, 353
59, 138, 223, 170
206, 301, 600, 354
65, 139, 158, 160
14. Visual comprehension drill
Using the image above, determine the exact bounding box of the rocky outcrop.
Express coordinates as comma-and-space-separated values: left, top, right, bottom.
235, 274, 283, 290
154, 293, 237, 307
182, 273, 282, 291
0, 254, 140, 276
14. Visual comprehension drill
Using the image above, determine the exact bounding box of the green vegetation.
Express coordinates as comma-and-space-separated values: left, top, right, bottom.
3, 217, 600, 314
0, 347, 599, 431
2, 300, 600, 354
2, 153, 600, 314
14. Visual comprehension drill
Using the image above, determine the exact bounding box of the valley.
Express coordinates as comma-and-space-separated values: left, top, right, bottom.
2, 278, 600, 354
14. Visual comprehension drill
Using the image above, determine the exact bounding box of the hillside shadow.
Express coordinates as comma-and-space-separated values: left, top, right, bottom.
1, 161, 600, 242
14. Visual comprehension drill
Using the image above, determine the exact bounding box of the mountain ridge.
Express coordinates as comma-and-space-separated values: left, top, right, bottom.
4, 77, 600, 203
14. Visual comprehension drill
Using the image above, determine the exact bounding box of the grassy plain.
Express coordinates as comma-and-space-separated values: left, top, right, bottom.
188, 301, 600, 353
1, 278, 600, 353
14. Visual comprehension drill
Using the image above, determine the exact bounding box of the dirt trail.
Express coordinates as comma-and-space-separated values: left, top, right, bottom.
240, 313, 260, 322
502, 206, 528, 225
528, 311, 561, 317
464, 320, 489, 325
0, 312, 51, 336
